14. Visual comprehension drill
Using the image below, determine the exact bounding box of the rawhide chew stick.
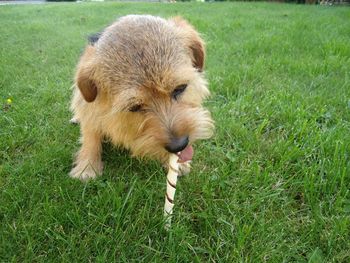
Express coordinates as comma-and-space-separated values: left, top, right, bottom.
164, 154, 180, 230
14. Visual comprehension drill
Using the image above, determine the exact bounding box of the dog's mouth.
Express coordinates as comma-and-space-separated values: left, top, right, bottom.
177, 145, 194, 163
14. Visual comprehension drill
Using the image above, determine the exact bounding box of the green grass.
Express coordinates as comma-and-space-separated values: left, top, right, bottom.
1, 2, 350, 262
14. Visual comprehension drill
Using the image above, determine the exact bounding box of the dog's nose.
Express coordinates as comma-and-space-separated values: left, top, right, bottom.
165, 136, 189, 153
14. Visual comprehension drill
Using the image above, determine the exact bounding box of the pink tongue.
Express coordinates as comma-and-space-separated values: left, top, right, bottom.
177, 145, 194, 163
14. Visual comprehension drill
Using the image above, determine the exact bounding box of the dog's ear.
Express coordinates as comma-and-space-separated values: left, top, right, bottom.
75, 45, 98, 102
170, 16, 205, 72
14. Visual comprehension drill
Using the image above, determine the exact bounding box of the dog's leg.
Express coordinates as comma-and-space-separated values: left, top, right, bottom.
178, 161, 191, 176
164, 156, 191, 176
70, 125, 103, 181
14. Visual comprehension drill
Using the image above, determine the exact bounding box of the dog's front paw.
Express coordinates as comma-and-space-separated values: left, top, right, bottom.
69, 161, 103, 181
178, 161, 191, 176
69, 117, 79, 125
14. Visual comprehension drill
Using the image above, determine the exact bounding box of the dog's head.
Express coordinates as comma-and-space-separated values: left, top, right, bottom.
75, 15, 214, 161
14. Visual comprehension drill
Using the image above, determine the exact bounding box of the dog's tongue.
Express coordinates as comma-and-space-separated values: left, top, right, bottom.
177, 145, 194, 163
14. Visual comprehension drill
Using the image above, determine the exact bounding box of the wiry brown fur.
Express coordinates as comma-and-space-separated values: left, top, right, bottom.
70, 15, 214, 181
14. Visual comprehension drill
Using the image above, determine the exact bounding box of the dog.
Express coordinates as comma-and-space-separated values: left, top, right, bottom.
69, 15, 214, 181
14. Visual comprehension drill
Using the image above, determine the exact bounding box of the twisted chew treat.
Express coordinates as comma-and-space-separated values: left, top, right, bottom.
164, 154, 180, 230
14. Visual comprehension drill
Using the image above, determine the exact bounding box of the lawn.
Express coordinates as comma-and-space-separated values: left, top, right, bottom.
1, 2, 350, 262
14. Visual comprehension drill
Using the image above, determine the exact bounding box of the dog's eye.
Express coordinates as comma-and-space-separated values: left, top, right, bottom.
172, 84, 187, 100
129, 104, 143, 112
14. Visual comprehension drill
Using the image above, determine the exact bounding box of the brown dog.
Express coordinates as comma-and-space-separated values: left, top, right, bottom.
70, 15, 214, 181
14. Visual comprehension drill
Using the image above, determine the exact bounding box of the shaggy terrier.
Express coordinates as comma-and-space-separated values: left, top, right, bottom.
70, 15, 214, 180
